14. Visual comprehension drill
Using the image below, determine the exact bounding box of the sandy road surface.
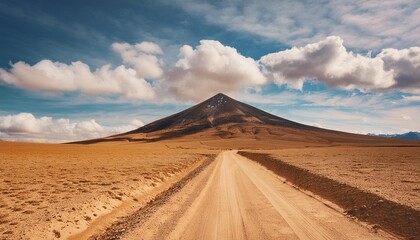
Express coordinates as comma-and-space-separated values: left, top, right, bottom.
120, 151, 394, 240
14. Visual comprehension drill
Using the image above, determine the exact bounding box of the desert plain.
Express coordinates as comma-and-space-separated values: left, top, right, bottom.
0, 141, 214, 239
1, 138, 419, 240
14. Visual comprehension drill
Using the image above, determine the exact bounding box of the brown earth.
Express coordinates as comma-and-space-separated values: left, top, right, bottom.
1, 141, 419, 239
97, 151, 398, 240
238, 150, 420, 240
91, 153, 215, 240
251, 147, 420, 211
0, 141, 215, 240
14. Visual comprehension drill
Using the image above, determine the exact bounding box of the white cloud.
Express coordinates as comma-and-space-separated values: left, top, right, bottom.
167, 40, 267, 101
0, 113, 143, 143
176, 0, 420, 50
1, 38, 417, 102
378, 47, 420, 92
0, 41, 166, 100
0, 60, 156, 99
260, 36, 420, 92
112, 41, 164, 79
135, 42, 163, 54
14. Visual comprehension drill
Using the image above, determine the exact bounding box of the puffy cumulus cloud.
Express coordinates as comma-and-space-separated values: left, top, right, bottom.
112, 41, 163, 79
167, 40, 267, 101
0, 41, 165, 100
0, 113, 144, 143
260, 36, 420, 92
2, 38, 418, 102
0, 60, 156, 100
378, 47, 420, 91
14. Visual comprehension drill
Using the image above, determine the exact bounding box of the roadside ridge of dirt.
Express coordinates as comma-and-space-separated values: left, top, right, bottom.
238, 151, 420, 240
90, 154, 216, 240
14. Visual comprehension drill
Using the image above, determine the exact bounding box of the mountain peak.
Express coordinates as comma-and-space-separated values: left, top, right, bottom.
214, 92, 227, 97
201, 93, 231, 111
204, 92, 233, 104
212, 93, 231, 101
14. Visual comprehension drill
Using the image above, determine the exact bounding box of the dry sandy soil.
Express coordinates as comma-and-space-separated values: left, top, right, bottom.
256, 146, 420, 211
239, 149, 420, 239
94, 151, 397, 240
1, 140, 419, 239
0, 141, 214, 240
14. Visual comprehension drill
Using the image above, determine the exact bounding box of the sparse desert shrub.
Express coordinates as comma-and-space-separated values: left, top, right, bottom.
52, 229, 60, 238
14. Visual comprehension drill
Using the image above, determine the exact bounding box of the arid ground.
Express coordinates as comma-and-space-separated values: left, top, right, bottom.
0, 141, 215, 239
255, 146, 420, 211
1, 139, 419, 239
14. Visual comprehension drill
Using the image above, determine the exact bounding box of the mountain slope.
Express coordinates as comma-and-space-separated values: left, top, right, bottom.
128, 93, 312, 135
73, 93, 419, 147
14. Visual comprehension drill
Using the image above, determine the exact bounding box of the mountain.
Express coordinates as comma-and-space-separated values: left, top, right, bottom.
369, 132, 420, 141
127, 93, 313, 135
73, 93, 418, 148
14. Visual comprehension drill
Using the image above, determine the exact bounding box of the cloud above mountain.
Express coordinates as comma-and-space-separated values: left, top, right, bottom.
167, 40, 267, 101
0, 37, 418, 102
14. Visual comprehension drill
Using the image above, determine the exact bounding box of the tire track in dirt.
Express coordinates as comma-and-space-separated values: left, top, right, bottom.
90, 154, 215, 240
165, 151, 390, 240
238, 151, 420, 240
93, 151, 398, 240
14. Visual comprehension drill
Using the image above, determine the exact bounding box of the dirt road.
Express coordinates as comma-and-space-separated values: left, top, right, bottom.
116, 151, 395, 240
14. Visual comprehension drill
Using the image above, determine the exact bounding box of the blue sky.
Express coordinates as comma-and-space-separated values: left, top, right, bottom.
0, 0, 419, 142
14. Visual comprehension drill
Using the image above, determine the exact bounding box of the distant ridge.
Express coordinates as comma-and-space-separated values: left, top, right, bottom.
369, 131, 420, 141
